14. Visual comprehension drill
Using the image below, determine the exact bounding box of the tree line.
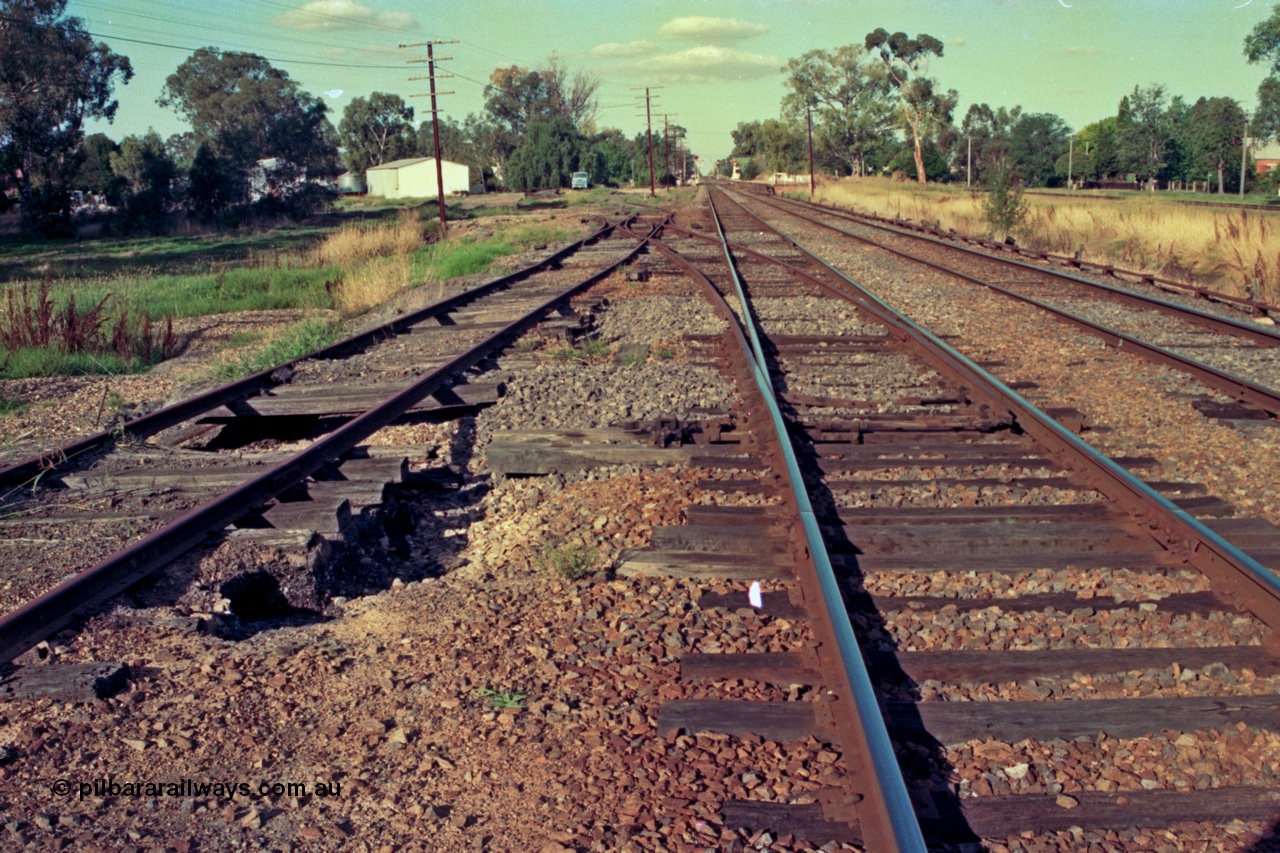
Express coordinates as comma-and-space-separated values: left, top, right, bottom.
728, 14, 1280, 196
0, 0, 695, 237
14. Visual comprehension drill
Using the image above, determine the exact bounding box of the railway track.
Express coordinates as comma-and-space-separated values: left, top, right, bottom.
2, 187, 1279, 851
0, 214, 653, 665
727, 187, 1280, 423
793, 189, 1279, 322
606, 186, 1280, 848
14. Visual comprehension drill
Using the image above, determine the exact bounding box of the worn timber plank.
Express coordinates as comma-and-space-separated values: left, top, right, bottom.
0, 662, 129, 702
199, 382, 501, 420
845, 551, 1181, 573
720, 802, 862, 844
698, 590, 805, 619
681, 651, 821, 685
867, 645, 1280, 683
870, 590, 1227, 617
658, 699, 833, 740
617, 549, 794, 581
846, 519, 1153, 555
928, 788, 1280, 840
831, 503, 1119, 525
888, 694, 1280, 745
651, 524, 789, 554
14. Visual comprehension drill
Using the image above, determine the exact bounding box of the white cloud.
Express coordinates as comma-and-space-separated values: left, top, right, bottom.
273, 0, 418, 32
587, 40, 659, 59
656, 16, 768, 45
1062, 87, 1086, 95
944, 36, 967, 47
619, 46, 780, 84
1063, 46, 1100, 56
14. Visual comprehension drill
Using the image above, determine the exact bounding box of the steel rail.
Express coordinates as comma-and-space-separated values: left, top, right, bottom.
0, 223, 659, 665
722, 192, 1280, 417
760, 191, 1280, 345
692, 194, 929, 852
0, 216, 632, 493
757, 189, 1280, 329
709, 187, 1280, 639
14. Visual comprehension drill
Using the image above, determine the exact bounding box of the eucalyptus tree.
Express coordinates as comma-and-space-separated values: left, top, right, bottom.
780, 45, 894, 176
864, 28, 956, 184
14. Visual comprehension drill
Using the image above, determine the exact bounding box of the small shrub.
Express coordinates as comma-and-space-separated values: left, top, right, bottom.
0, 396, 27, 418
982, 163, 1029, 239
654, 347, 675, 360
477, 687, 525, 710
535, 542, 599, 580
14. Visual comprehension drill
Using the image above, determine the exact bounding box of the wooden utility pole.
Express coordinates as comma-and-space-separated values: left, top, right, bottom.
1241, 112, 1250, 200
659, 114, 677, 190
632, 87, 661, 197
400, 39, 457, 237
807, 105, 815, 199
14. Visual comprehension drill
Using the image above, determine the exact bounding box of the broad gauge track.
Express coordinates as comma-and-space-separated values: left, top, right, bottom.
599, 186, 1280, 849
0, 215, 654, 666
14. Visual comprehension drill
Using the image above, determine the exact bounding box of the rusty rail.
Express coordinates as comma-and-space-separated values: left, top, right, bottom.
0, 217, 628, 493
710, 187, 1280, 639
0, 220, 658, 665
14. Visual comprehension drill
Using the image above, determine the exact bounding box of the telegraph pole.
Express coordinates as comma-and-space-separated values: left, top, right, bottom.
400, 38, 457, 237
632, 86, 661, 197
807, 104, 815, 199
1068, 136, 1074, 190
659, 114, 677, 190
1241, 112, 1250, 201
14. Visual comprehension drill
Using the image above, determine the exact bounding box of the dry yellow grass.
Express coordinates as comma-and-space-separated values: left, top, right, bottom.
313, 211, 423, 268
331, 256, 414, 315
310, 212, 428, 315
812, 178, 1280, 303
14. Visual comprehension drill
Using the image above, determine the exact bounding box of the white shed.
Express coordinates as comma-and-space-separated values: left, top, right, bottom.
365, 157, 470, 199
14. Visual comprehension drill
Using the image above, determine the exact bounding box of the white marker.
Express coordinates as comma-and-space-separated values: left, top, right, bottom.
748, 581, 763, 609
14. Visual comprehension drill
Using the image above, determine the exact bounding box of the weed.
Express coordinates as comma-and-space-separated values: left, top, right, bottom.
0, 396, 27, 418
104, 391, 125, 410
654, 347, 675, 360
477, 687, 525, 709
546, 346, 581, 361
535, 541, 599, 580
211, 318, 341, 380
618, 346, 648, 367
578, 338, 610, 359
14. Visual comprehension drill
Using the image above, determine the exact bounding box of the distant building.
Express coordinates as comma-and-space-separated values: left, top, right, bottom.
365, 157, 470, 199
1254, 141, 1280, 175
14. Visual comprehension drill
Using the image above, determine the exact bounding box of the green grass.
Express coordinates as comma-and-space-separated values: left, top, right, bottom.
534, 541, 599, 580
412, 223, 574, 283
0, 396, 28, 418
477, 687, 525, 710
210, 317, 341, 380
0, 348, 152, 380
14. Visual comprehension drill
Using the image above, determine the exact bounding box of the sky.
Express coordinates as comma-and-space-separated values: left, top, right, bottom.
71, 0, 1280, 166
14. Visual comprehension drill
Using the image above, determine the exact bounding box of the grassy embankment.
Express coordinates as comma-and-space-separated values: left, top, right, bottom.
0, 205, 575, 387
807, 178, 1280, 303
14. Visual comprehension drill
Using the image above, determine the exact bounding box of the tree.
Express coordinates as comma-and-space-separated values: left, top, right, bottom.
1075, 117, 1120, 179
1115, 84, 1171, 186
583, 128, 634, 187
1245, 7, 1280, 146
983, 160, 1028, 239
482, 58, 599, 173
731, 119, 807, 176
504, 117, 583, 191
159, 47, 338, 197
864, 28, 955, 184
188, 141, 235, 223
338, 92, 415, 173
109, 129, 178, 232
72, 132, 123, 199
961, 103, 1021, 183
1, 0, 132, 232
1185, 96, 1247, 193
781, 45, 894, 176
1008, 112, 1071, 187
